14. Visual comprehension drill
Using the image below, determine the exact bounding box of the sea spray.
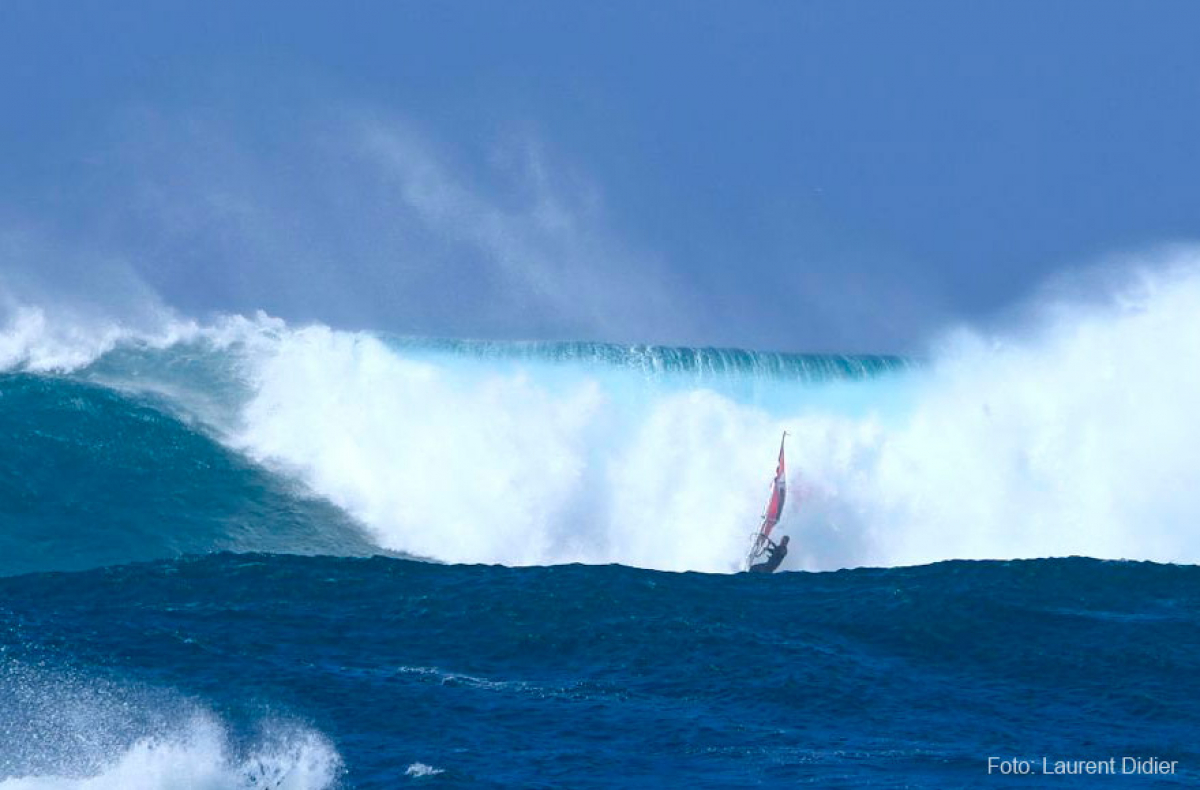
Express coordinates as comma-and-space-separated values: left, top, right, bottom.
0, 261, 1197, 572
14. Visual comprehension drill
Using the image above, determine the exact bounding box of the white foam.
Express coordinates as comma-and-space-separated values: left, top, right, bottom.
0, 663, 342, 790
808, 259, 1200, 569
236, 325, 610, 566
0, 277, 290, 375
0, 712, 341, 790
404, 763, 444, 778
228, 255, 1200, 572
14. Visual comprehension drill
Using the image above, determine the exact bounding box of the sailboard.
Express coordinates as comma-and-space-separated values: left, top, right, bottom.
744, 431, 788, 570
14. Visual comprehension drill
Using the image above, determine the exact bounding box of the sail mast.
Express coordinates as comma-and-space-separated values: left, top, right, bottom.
744, 431, 788, 569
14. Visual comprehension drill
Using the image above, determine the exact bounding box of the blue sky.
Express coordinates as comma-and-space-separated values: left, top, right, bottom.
2, 1, 1198, 352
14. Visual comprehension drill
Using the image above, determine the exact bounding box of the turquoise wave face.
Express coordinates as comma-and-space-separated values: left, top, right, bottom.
0, 374, 380, 576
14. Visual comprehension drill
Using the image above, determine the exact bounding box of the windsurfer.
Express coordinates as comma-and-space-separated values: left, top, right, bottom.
748, 535, 789, 574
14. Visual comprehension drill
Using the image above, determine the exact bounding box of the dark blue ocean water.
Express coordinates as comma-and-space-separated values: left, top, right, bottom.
2, 341, 1199, 787
4, 554, 1199, 787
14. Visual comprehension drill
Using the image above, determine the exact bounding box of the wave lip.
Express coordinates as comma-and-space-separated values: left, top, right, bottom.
389, 336, 910, 380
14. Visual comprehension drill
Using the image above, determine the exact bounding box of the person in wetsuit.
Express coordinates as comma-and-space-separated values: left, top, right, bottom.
749, 534, 789, 574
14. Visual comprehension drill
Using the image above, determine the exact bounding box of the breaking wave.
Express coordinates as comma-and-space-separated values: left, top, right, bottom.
0, 663, 342, 790
1, 255, 1198, 574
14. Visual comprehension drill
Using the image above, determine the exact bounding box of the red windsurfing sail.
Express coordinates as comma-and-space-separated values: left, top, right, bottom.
761, 434, 788, 540
745, 432, 789, 568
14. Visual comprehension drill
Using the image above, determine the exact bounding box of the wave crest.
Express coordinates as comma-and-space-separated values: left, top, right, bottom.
2, 254, 1199, 572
